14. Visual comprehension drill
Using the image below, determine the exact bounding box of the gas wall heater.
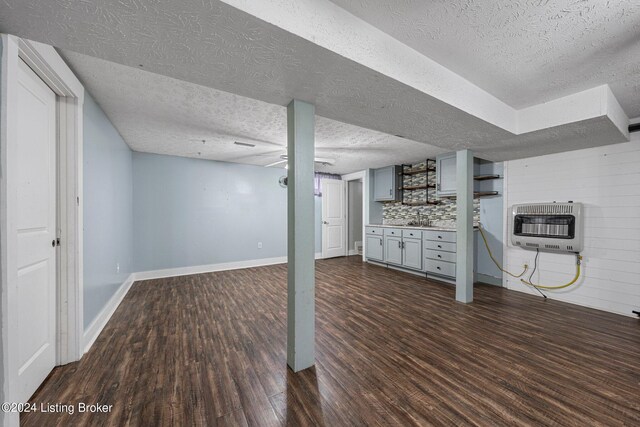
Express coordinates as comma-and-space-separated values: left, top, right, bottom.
510, 202, 583, 253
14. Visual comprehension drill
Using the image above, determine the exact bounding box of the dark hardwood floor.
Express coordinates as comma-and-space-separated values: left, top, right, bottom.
24, 256, 640, 426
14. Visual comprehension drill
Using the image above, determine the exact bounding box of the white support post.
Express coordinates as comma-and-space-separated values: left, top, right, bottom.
286, 99, 315, 372
456, 149, 474, 303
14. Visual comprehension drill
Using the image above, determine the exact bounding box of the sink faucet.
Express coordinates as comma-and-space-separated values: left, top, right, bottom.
416, 209, 429, 227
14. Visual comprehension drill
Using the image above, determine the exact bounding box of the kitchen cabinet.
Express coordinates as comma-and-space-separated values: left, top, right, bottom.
423, 230, 456, 279
436, 153, 457, 197
402, 237, 422, 270
384, 235, 403, 265
365, 235, 383, 261
373, 165, 401, 201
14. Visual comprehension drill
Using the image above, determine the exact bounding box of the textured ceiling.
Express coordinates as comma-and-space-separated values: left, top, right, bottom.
330, 0, 640, 117
0, 0, 631, 169
61, 50, 447, 174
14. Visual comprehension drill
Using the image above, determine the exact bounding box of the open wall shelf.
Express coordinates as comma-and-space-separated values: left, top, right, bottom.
474, 174, 501, 181
399, 159, 439, 206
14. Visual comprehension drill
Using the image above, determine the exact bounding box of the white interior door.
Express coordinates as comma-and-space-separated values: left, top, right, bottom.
14, 59, 57, 403
321, 179, 346, 259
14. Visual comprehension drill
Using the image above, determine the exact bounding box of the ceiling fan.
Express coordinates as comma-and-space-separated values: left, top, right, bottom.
265, 154, 335, 168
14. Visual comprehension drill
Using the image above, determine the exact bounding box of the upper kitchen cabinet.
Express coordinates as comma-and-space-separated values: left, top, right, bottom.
373, 165, 401, 202
436, 153, 457, 197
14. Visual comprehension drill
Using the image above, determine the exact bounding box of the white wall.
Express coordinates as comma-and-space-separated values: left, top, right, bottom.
503, 136, 640, 317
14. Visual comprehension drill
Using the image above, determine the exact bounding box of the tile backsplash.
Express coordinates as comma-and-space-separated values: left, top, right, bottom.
382, 161, 480, 226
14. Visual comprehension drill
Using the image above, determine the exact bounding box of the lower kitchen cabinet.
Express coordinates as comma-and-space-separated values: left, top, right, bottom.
384, 235, 403, 265
402, 237, 422, 270
365, 235, 384, 261
424, 230, 457, 279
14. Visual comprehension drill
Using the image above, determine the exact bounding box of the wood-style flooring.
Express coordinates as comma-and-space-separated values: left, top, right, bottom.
24, 256, 640, 426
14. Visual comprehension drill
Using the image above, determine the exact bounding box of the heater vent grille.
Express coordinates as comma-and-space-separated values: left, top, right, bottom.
516, 203, 574, 215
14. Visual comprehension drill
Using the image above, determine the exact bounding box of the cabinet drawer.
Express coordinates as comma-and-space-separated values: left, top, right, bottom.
425, 249, 456, 263
424, 240, 456, 252
365, 226, 384, 235
402, 229, 422, 239
423, 230, 456, 243
384, 228, 402, 236
425, 259, 456, 277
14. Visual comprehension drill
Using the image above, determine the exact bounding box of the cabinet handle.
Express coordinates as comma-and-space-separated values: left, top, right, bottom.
437, 266, 441, 270
438, 235, 442, 239
437, 245, 442, 248
389, 189, 392, 195
437, 254, 441, 258
379, 239, 382, 246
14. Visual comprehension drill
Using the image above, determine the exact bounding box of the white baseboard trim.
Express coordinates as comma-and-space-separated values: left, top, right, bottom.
83, 273, 135, 354
133, 256, 286, 281
134, 252, 325, 282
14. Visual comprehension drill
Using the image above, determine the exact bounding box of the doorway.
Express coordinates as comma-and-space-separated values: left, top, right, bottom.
1, 35, 84, 423
347, 180, 363, 256
13, 57, 58, 403
321, 178, 347, 259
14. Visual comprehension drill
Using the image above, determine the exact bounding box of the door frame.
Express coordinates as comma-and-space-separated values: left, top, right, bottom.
341, 171, 367, 261
1, 34, 84, 414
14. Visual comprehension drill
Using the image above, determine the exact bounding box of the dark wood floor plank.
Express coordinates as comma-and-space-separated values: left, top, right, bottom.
22, 256, 640, 426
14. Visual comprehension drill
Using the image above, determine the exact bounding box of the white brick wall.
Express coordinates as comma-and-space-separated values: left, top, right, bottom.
502, 135, 640, 317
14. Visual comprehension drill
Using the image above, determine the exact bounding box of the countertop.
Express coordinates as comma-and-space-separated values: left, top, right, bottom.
366, 224, 478, 232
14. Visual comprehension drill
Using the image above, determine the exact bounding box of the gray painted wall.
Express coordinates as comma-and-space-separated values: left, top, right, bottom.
133, 152, 321, 272
474, 161, 504, 282
83, 93, 134, 330
348, 181, 363, 251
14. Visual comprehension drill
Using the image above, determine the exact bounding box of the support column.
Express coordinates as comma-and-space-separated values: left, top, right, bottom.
286, 99, 315, 372
456, 149, 474, 303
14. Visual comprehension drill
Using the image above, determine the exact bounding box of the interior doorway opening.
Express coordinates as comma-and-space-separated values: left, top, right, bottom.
347, 180, 363, 256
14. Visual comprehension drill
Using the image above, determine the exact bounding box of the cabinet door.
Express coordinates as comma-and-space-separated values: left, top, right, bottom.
402, 238, 422, 270
384, 236, 403, 265
374, 166, 401, 201
365, 235, 384, 261
436, 154, 457, 196
374, 166, 394, 201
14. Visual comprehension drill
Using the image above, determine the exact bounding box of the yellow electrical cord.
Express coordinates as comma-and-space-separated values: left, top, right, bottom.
520, 254, 583, 289
478, 223, 528, 278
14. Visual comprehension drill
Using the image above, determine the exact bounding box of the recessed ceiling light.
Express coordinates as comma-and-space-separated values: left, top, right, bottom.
234, 141, 256, 147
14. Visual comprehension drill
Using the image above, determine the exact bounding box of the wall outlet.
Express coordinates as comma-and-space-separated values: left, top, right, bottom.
257, 242, 263, 249
116, 262, 120, 273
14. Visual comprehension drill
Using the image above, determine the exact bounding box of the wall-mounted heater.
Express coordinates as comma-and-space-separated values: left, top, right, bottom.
511, 202, 583, 253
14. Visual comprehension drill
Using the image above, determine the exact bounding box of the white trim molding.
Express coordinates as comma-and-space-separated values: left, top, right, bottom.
1, 34, 84, 425
83, 274, 135, 353
134, 256, 289, 281
133, 253, 324, 282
